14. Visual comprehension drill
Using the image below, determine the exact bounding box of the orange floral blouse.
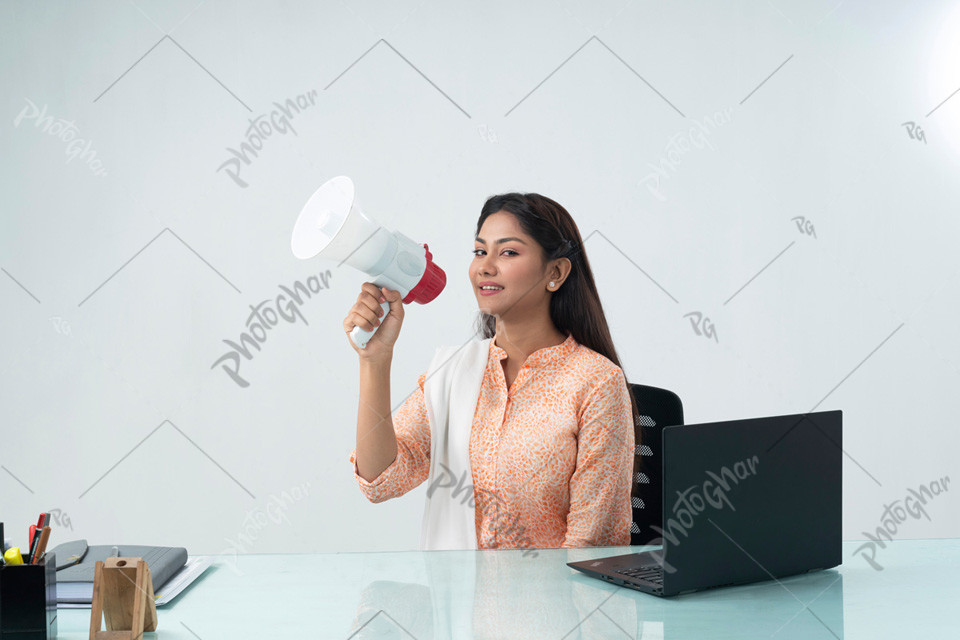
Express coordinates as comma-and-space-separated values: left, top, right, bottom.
350, 333, 634, 548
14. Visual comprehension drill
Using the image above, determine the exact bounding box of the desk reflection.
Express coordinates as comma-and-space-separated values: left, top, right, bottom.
348, 549, 844, 639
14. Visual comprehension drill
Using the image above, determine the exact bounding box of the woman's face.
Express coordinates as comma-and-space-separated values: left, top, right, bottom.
470, 211, 551, 319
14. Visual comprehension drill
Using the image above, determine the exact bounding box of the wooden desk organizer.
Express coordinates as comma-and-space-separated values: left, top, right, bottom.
88, 557, 158, 640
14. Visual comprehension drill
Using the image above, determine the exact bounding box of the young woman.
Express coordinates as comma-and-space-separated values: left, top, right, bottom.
346, 192, 640, 550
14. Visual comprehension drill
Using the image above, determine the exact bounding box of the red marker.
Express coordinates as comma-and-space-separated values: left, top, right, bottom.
31, 527, 51, 565
26, 514, 46, 562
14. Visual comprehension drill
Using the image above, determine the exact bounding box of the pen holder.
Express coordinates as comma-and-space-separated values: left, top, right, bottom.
0, 551, 57, 640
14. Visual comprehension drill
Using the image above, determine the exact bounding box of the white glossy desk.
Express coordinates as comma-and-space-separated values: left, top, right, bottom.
54, 539, 958, 639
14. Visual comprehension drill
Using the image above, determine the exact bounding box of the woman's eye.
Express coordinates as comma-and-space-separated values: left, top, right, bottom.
473, 248, 517, 257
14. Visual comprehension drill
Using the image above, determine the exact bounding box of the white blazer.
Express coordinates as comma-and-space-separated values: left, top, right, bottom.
419, 338, 492, 550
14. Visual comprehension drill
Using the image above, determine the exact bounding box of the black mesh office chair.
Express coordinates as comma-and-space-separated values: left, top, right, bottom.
628, 383, 684, 546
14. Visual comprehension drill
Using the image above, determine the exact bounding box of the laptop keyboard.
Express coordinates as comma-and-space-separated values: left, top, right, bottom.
616, 564, 664, 585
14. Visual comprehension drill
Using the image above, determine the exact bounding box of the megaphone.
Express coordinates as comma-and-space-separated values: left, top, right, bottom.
291, 176, 446, 349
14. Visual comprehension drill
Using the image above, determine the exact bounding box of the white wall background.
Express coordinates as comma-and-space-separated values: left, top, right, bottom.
1, 0, 958, 557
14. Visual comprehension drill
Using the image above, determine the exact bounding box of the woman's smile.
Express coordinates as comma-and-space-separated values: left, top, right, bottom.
478, 281, 504, 296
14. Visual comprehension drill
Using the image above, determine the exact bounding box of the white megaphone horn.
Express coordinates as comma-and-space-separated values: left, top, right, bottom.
291, 176, 446, 349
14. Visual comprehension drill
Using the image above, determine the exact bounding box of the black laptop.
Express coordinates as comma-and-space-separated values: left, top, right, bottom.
568, 410, 842, 597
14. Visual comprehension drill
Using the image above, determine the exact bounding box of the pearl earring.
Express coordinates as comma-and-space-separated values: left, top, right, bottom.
549, 281, 555, 289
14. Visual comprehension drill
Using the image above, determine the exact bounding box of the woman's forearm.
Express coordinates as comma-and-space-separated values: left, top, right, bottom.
355, 355, 398, 481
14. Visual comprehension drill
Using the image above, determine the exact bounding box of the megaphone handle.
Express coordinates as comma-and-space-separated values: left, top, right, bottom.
349, 300, 392, 349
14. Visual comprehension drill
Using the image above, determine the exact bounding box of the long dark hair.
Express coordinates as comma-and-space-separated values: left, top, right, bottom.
473, 192, 642, 451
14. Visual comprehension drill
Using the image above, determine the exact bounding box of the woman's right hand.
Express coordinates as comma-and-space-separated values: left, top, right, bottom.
343, 282, 405, 360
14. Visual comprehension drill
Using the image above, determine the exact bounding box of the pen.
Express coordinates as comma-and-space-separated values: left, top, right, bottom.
26, 527, 41, 564
31, 526, 51, 565
30, 514, 46, 547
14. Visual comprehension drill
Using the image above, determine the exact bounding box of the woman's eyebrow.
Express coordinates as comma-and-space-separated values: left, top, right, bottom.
475, 236, 528, 245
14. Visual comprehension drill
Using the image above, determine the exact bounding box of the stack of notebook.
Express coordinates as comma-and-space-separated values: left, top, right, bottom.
47, 540, 211, 607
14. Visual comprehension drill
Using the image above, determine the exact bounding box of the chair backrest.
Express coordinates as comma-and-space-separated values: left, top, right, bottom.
628, 383, 684, 546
